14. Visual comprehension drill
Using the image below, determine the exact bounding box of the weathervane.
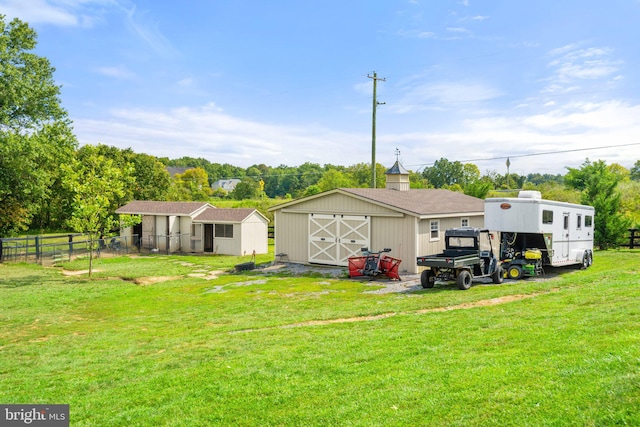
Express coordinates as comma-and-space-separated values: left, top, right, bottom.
395, 148, 401, 162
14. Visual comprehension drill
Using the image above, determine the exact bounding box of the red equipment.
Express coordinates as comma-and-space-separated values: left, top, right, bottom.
348, 248, 402, 281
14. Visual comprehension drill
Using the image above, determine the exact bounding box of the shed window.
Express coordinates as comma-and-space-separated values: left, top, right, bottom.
542, 210, 553, 224
215, 224, 233, 238
430, 220, 440, 241
461, 218, 469, 227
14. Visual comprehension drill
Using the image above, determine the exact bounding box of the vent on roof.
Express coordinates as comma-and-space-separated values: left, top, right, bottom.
518, 190, 542, 199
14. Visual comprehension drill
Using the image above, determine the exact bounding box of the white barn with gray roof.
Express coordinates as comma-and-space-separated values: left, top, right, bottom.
268, 162, 485, 274
116, 201, 268, 256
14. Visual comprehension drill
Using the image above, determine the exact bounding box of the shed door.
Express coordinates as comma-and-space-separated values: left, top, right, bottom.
204, 224, 214, 252
309, 214, 370, 266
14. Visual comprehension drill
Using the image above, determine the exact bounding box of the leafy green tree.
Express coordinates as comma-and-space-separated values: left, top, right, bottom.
565, 159, 631, 249
618, 180, 640, 228
422, 158, 481, 188
317, 169, 355, 191
302, 185, 321, 197
171, 167, 211, 201
62, 149, 139, 276
0, 16, 76, 235
525, 173, 564, 185
298, 162, 324, 189
82, 145, 171, 202
463, 178, 493, 199
409, 171, 430, 189
232, 178, 259, 200
347, 163, 386, 188
631, 160, 640, 181
130, 152, 172, 200
524, 181, 581, 204
422, 158, 460, 188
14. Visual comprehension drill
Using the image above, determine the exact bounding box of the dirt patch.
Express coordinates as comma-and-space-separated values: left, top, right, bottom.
234, 288, 560, 332
132, 276, 181, 285
61, 269, 102, 276
415, 289, 560, 314
283, 312, 397, 328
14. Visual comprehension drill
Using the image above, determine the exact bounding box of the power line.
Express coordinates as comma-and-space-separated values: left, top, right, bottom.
408, 142, 640, 171
214, 142, 639, 181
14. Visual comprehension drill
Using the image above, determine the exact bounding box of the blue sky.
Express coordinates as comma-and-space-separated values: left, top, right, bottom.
3, 0, 640, 176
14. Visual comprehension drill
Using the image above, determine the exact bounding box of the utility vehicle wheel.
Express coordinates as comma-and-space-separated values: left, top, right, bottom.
492, 266, 503, 284
457, 270, 472, 290
420, 270, 435, 288
507, 265, 523, 280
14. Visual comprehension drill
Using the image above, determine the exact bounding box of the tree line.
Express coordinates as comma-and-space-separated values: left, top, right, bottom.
1, 15, 638, 250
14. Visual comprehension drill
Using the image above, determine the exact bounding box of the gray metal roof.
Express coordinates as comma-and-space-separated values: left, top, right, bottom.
385, 160, 409, 175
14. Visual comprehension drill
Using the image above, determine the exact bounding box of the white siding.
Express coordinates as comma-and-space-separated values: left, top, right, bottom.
240, 213, 269, 255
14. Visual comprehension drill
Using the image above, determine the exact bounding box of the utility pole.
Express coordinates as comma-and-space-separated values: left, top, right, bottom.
368, 72, 385, 188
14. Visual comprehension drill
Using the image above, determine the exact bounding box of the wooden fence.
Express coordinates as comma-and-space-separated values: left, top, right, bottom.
621, 228, 639, 249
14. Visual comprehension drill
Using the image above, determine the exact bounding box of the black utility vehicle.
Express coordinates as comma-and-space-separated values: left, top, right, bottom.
417, 227, 503, 290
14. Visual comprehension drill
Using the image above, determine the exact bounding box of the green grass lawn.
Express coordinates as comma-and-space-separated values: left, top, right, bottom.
0, 251, 638, 426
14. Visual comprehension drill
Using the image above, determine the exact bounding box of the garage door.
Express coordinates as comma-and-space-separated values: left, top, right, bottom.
309, 214, 370, 266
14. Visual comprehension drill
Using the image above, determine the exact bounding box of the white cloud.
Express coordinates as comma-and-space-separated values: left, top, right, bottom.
0, 0, 117, 27
446, 26, 470, 33
405, 100, 640, 173
391, 80, 501, 113
0, 0, 79, 26
70, 98, 640, 176
122, 4, 177, 58
397, 29, 437, 39
73, 104, 370, 168
177, 77, 195, 87
544, 44, 622, 94
95, 65, 135, 79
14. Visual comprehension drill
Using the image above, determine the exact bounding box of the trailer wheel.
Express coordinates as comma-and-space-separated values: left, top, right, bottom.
587, 251, 593, 267
457, 270, 472, 290
420, 270, 435, 288
581, 251, 590, 269
492, 266, 503, 284
507, 265, 523, 280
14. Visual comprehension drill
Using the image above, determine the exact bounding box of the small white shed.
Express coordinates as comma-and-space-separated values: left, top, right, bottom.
192, 208, 269, 256
115, 201, 268, 256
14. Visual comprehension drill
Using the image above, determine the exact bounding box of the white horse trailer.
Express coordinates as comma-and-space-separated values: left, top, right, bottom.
484, 191, 595, 279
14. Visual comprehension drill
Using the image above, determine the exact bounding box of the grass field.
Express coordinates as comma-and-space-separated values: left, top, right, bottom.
0, 251, 638, 426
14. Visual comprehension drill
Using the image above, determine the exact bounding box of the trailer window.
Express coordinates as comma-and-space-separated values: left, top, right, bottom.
542, 210, 553, 224
430, 220, 440, 241
577, 214, 582, 229
585, 215, 593, 227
